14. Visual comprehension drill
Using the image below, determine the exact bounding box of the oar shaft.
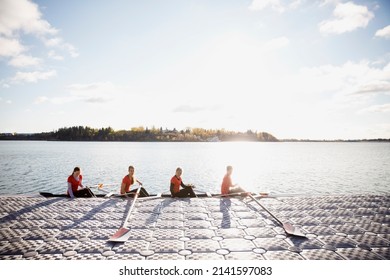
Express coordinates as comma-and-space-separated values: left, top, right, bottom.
122, 187, 141, 228
213, 192, 248, 198
137, 193, 162, 201
248, 194, 283, 226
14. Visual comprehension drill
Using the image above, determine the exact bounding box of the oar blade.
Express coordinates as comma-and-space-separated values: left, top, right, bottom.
282, 222, 306, 238
109, 227, 131, 242
104, 192, 114, 198
109, 188, 141, 242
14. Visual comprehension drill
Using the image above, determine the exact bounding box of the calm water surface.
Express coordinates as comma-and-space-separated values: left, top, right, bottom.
0, 141, 389, 195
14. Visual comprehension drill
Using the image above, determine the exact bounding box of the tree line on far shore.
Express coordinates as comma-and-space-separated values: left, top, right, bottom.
0, 126, 278, 142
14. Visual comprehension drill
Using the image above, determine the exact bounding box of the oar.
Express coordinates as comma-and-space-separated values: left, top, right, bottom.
251, 192, 310, 199
108, 187, 141, 242
247, 193, 306, 238
85, 186, 96, 198
137, 193, 162, 201
188, 186, 212, 197
92, 183, 118, 188
104, 192, 115, 198
90, 183, 119, 192
213, 192, 251, 198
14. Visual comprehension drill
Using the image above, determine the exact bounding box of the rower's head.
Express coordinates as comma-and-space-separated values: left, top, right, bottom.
226, 165, 233, 175
175, 167, 182, 177
128, 165, 135, 175
72, 167, 81, 177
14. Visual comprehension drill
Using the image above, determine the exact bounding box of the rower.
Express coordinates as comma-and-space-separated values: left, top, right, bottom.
221, 166, 247, 196
170, 167, 197, 198
67, 167, 94, 198
121, 165, 149, 197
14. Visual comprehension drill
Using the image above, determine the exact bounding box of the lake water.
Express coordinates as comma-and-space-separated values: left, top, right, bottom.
0, 141, 389, 196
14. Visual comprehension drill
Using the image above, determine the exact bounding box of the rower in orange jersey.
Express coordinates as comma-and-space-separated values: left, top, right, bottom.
221, 165, 246, 195
121, 165, 149, 197
67, 167, 94, 198
170, 167, 197, 198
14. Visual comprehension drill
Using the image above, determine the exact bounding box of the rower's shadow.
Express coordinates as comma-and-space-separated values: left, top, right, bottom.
220, 198, 231, 228
62, 199, 120, 230
145, 198, 179, 226
0, 197, 63, 223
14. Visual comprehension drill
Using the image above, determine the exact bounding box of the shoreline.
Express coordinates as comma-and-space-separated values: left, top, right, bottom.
0, 139, 389, 143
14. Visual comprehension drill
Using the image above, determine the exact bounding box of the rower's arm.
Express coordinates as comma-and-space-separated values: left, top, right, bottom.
170, 183, 175, 194
136, 179, 143, 186
120, 182, 126, 195
180, 181, 186, 188
68, 183, 75, 198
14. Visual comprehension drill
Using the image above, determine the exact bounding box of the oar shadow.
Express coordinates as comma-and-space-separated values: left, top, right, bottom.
145, 197, 178, 226
220, 198, 232, 228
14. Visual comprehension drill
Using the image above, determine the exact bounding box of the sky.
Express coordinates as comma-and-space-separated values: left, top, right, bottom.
0, 0, 389, 140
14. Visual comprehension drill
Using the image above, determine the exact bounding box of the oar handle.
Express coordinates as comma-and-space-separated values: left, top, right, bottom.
91, 183, 118, 189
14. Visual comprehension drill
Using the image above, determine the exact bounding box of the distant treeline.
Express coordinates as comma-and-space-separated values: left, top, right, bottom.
0, 126, 278, 142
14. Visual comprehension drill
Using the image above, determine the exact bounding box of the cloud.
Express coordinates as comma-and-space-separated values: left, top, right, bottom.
0, 38, 44, 76
43, 37, 63, 47
64, 43, 79, 58
8, 54, 41, 67
43, 37, 79, 57
42, 82, 118, 105
289, 0, 303, 9
280, 59, 390, 122
359, 103, 390, 114
248, 0, 304, 13
375, 25, 390, 39
34, 96, 49, 104
319, 1, 374, 35
0, 37, 26, 57
295, 60, 390, 96
0, 97, 12, 104
11, 70, 56, 83
354, 80, 390, 95
319, 0, 340, 7
48, 50, 64, 61
0, 0, 78, 83
249, 0, 285, 13
67, 82, 113, 93
67, 82, 116, 103
0, 0, 57, 37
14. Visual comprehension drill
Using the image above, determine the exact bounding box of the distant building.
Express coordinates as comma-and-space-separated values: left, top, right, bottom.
207, 136, 220, 142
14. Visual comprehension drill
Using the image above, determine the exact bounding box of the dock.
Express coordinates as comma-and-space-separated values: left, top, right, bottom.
0, 194, 389, 260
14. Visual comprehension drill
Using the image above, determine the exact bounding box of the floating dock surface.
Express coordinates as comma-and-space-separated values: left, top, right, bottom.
0, 195, 389, 260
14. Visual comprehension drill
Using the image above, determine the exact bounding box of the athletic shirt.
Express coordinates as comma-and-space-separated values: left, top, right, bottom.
122, 175, 135, 193
67, 174, 82, 194
170, 175, 182, 194
221, 174, 232, 195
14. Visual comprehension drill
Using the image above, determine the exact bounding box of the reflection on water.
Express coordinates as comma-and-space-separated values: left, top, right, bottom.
0, 141, 389, 195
